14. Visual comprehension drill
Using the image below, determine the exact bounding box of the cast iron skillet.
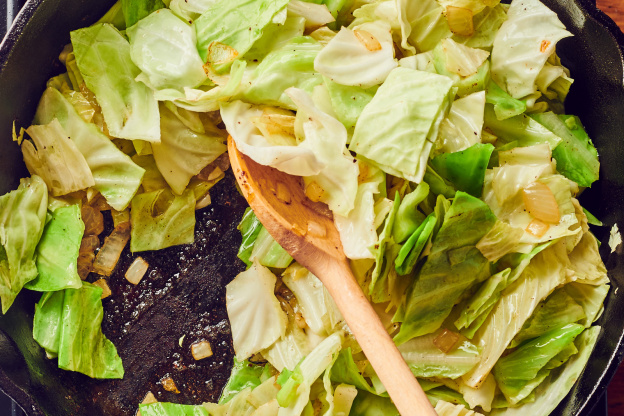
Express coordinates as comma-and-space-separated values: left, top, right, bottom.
0, 0, 622, 414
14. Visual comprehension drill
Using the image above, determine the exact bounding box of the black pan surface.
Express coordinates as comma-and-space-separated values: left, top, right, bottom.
0, 0, 622, 415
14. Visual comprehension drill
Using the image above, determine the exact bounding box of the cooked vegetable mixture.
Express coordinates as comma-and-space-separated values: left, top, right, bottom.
0, 0, 609, 414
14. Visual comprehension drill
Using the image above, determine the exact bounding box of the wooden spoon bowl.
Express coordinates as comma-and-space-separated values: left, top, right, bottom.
228, 137, 436, 416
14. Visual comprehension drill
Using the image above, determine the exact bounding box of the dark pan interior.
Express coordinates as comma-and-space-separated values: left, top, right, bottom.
0, 0, 622, 415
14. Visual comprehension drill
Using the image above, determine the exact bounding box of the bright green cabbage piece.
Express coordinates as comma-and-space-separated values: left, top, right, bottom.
130, 188, 196, 252
349, 67, 454, 182
485, 80, 527, 120
430, 143, 494, 198
483, 104, 561, 149
139, 403, 209, 416
34, 87, 143, 208
219, 358, 268, 403
431, 191, 497, 254
33, 282, 124, 379
392, 183, 429, 244
193, 0, 290, 63
237, 208, 263, 266
509, 289, 586, 348
330, 347, 377, 395
244, 37, 323, 109
395, 213, 435, 276
71, 24, 160, 142
25, 205, 83, 292
325, 79, 378, 130
236, 208, 292, 268
493, 323, 584, 405
350, 390, 399, 416
0, 176, 48, 313
127, 9, 207, 90
121, 0, 165, 27
394, 192, 495, 342
454, 268, 510, 332
531, 112, 600, 187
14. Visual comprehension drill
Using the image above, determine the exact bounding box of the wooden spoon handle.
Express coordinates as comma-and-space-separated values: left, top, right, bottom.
319, 259, 437, 416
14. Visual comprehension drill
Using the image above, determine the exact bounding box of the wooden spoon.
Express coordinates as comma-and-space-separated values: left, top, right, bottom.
228, 137, 437, 416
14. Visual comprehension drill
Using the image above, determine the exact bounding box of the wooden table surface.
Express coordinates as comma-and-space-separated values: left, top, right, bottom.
597, 3, 624, 414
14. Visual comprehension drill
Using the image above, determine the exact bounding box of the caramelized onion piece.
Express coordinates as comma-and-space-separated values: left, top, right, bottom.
305, 181, 325, 203
125, 257, 149, 285
161, 376, 180, 394
433, 329, 460, 353
81, 205, 104, 236
197, 153, 230, 181
522, 181, 560, 224
92, 222, 131, 276
77, 235, 100, 280
92, 279, 112, 299
191, 340, 214, 361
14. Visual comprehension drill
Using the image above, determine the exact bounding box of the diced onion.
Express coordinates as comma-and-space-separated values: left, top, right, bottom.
78, 235, 100, 280
526, 219, 549, 238
197, 153, 230, 181
161, 376, 180, 394
191, 340, 214, 361
433, 329, 460, 353
88, 193, 113, 211
125, 257, 149, 285
353, 29, 382, 52
522, 181, 560, 224
206, 42, 238, 67
305, 181, 325, 203
142, 391, 157, 405
295, 312, 307, 329
81, 205, 104, 236
92, 279, 112, 299
92, 222, 131, 276
446, 6, 474, 37
195, 192, 212, 211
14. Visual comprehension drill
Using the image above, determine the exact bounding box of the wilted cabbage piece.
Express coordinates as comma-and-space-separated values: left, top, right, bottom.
314, 21, 397, 89
437, 92, 487, 154
130, 188, 196, 252
226, 263, 287, 360
121, 0, 165, 27
194, 0, 290, 64
244, 37, 323, 109
34, 87, 145, 211
152, 105, 226, 195
33, 282, 124, 379
25, 204, 83, 292
490, 0, 571, 99
127, 9, 207, 90
71, 23, 160, 141
22, 119, 95, 196
350, 68, 454, 182
0, 176, 48, 313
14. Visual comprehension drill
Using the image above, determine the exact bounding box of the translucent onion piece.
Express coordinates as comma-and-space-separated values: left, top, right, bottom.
191, 340, 213, 360
522, 181, 560, 224
195, 193, 212, 211
88, 193, 113, 211
92, 279, 112, 299
78, 235, 100, 280
433, 328, 461, 353
92, 222, 131, 276
526, 219, 549, 238
125, 257, 149, 285
81, 205, 104, 236
353, 29, 382, 52
446, 6, 474, 37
